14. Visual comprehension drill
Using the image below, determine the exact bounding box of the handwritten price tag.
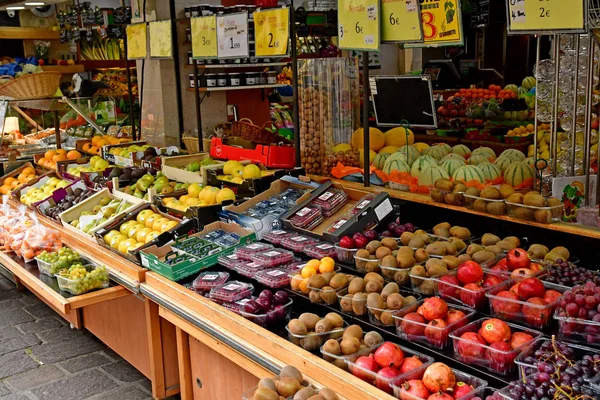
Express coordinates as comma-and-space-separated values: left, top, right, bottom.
381, 0, 423, 43
126, 23, 147, 60
506, 0, 585, 34
338, 0, 380, 51
217, 12, 249, 59
254, 8, 289, 57
405, 0, 463, 48
191, 15, 217, 59
149, 20, 172, 58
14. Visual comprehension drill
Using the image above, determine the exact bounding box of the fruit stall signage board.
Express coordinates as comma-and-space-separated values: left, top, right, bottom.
406, 0, 463, 48
149, 20, 173, 59
191, 15, 217, 59
216, 12, 250, 59
253, 7, 290, 57
126, 23, 147, 60
506, 0, 587, 34
337, 0, 381, 51
381, 0, 424, 43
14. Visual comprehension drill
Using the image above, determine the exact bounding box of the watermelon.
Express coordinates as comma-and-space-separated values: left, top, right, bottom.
452, 165, 486, 183
397, 145, 421, 165
499, 149, 526, 161
373, 152, 391, 169
522, 76, 536, 90
504, 161, 534, 188
471, 146, 496, 161
477, 162, 502, 182
495, 156, 515, 171
504, 84, 518, 93
383, 157, 410, 175
517, 86, 529, 96
441, 158, 466, 176
452, 144, 471, 158
418, 165, 449, 187
410, 156, 438, 178
469, 154, 491, 166
423, 144, 450, 160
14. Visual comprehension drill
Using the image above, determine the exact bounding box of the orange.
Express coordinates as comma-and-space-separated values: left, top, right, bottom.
56, 149, 67, 157
301, 265, 317, 279
305, 259, 321, 270
290, 274, 302, 291
67, 150, 81, 160
0, 185, 9, 195
10, 180, 20, 188
96, 139, 108, 147
319, 261, 335, 274
22, 167, 35, 176
52, 154, 67, 163
4, 177, 15, 186
82, 143, 93, 153
44, 150, 56, 160
298, 278, 309, 294
37, 159, 46, 167
90, 146, 99, 155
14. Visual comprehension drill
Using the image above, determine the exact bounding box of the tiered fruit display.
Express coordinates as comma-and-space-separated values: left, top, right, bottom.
322, 325, 384, 370
102, 209, 178, 255
0, 166, 37, 195
247, 365, 340, 400
161, 184, 236, 212
120, 172, 186, 199
43, 188, 95, 221
37, 149, 85, 170
286, 311, 345, 351
19, 177, 71, 205
505, 190, 562, 223
37, 247, 81, 275
68, 196, 133, 234
555, 281, 600, 344
57, 264, 109, 295
216, 160, 271, 184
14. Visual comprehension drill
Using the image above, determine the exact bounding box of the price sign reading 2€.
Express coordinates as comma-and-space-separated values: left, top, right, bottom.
191, 15, 217, 59
506, 0, 585, 34
217, 12, 249, 59
338, 0, 380, 51
254, 8, 289, 57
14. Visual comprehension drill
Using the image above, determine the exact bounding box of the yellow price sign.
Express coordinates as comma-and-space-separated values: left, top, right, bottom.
126, 23, 147, 60
149, 20, 173, 58
191, 15, 217, 59
406, 0, 463, 48
254, 8, 289, 57
338, 0, 380, 51
381, 0, 423, 43
507, 0, 585, 34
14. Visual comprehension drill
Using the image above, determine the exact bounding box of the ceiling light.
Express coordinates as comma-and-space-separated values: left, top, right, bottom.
6, 6, 25, 9
25, 2, 46, 5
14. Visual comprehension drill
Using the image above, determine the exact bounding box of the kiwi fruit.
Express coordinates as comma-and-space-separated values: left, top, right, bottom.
523, 192, 545, 207
380, 311, 394, 326
547, 197, 562, 217
473, 199, 488, 213
374, 246, 391, 259
367, 292, 384, 310
318, 388, 339, 400
400, 231, 414, 246
309, 290, 322, 304
381, 282, 400, 300
441, 255, 460, 270
339, 293, 354, 312
365, 279, 383, 294
320, 286, 337, 305
308, 274, 326, 289
430, 189, 444, 203
354, 249, 370, 268
300, 332, 322, 351
465, 186, 481, 197
324, 313, 344, 328
363, 331, 384, 347
410, 265, 427, 286
487, 201, 507, 215
426, 263, 448, 278
414, 248, 429, 263
298, 313, 320, 331
499, 184, 516, 199
481, 233, 501, 246
276, 377, 301, 397
398, 245, 415, 256
434, 222, 451, 231
348, 277, 366, 294
393, 269, 410, 286
397, 253, 416, 268
343, 324, 363, 340
426, 242, 446, 256
512, 206, 534, 220
254, 387, 280, 400
435, 178, 454, 191
442, 241, 458, 255
403, 295, 418, 307
414, 229, 428, 236
408, 236, 426, 249
444, 193, 462, 205
294, 387, 318, 400
364, 272, 384, 285
544, 251, 562, 263
457, 254, 472, 264
454, 183, 467, 193
480, 187, 502, 200
259, 378, 278, 392
449, 226, 471, 240
506, 192, 524, 204
364, 260, 381, 274
527, 243, 549, 259
426, 258, 447, 272
448, 237, 467, 252
351, 293, 367, 315
329, 274, 349, 290
466, 244, 484, 257
288, 319, 308, 335
280, 365, 303, 382
433, 226, 450, 238
307, 395, 326, 400
496, 239, 517, 251
365, 240, 382, 254
381, 255, 397, 269
472, 250, 496, 264
315, 318, 333, 334
381, 237, 398, 250
551, 246, 570, 260
420, 280, 437, 295
504, 236, 521, 246
533, 209, 551, 223
485, 245, 504, 256
386, 293, 405, 310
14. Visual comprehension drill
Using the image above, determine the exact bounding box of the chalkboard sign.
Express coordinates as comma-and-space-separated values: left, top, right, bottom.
372, 75, 438, 129
470, 0, 490, 28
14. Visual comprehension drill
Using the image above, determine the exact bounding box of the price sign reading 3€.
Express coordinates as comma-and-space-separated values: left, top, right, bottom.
217, 12, 249, 59
191, 15, 217, 59
254, 8, 289, 57
338, 0, 380, 51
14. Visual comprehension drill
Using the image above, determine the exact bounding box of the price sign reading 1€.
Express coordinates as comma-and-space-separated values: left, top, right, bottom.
254, 8, 289, 57
217, 12, 249, 59
191, 15, 217, 59
506, 0, 585, 34
338, 0, 380, 51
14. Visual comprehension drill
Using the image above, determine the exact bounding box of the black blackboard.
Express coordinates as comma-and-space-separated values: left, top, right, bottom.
372, 75, 437, 129
471, 0, 490, 28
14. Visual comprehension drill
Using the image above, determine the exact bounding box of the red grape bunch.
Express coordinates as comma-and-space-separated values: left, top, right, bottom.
544, 259, 599, 287
556, 281, 600, 344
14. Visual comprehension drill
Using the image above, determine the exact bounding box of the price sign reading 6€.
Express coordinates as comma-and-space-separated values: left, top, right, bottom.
254, 8, 289, 57
338, 0, 380, 51
191, 15, 217, 59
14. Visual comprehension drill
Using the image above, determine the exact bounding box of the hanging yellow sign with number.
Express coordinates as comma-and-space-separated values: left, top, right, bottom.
254, 8, 289, 57
126, 23, 147, 60
406, 0, 463, 47
381, 0, 423, 43
338, 0, 380, 51
191, 15, 217, 59
507, 0, 585, 34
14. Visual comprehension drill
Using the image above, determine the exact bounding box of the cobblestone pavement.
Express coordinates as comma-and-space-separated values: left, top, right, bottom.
0, 273, 171, 400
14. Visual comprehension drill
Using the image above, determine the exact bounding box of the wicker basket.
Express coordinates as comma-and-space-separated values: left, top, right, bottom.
0, 72, 62, 100
231, 118, 263, 141
182, 137, 200, 153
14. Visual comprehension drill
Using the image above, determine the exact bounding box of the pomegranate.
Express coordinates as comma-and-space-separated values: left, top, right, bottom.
352, 355, 378, 382
543, 289, 563, 307
428, 392, 454, 400
438, 275, 461, 300
376, 367, 401, 393
491, 258, 508, 271
490, 291, 522, 317
374, 342, 405, 369
509, 331, 535, 350
511, 268, 534, 281
482, 273, 505, 289
417, 305, 426, 316
530, 262, 544, 273
523, 297, 550, 327
460, 283, 486, 308
457, 262, 484, 285
457, 332, 487, 358
486, 341, 515, 373
425, 319, 448, 347
517, 278, 546, 299
400, 356, 424, 374
509, 283, 520, 294
480, 318, 512, 344
453, 382, 474, 399
506, 248, 530, 271
445, 309, 468, 328
399, 379, 431, 400
401, 312, 427, 336
421, 297, 449, 321
422, 362, 456, 393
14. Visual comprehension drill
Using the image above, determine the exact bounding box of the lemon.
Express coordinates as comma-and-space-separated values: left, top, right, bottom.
216, 188, 236, 203
242, 164, 261, 179
187, 183, 202, 198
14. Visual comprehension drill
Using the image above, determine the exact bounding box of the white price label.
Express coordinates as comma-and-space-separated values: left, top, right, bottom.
318, 191, 334, 201
264, 251, 281, 257
271, 230, 287, 235
332, 219, 347, 229
227, 254, 238, 259
267, 270, 285, 276
203, 274, 219, 281
291, 236, 307, 242
316, 244, 334, 249
406, 0, 417, 12
217, 12, 249, 58
246, 243, 262, 249
356, 200, 370, 210
222, 283, 241, 291
367, 5, 377, 20
296, 207, 312, 217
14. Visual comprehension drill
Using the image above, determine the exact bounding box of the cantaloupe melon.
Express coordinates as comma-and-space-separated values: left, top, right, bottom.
499, 149, 526, 161
504, 161, 534, 188
469, 154, 490, 166
410, 156, 438, 178
373, 152, 391, 169
384, 127, 414, 147
452, 144, 471, 158
383, 157, 410, 175
379, 145, 399, 154
471, 146, 496, 161
397, 145, 420, 165
477, 162, 502, 182
413, 142, 430, 153
452, 165, 486, 183
441, 153, 467, 163
418, 165, 449, 187
386, 151, 409, 165
423, 144, 450, 160
438, 143, 452, 154
351, 128, 385, 151
495, 155, 515, 171
441, 158, 466, 176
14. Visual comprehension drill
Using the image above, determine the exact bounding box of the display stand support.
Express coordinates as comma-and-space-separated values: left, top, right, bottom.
362, 52, 370, 187
193, 61, 203, 153
170, 0, 185, 149
123, 26, 137, 141
291, 5, 301, 167
53, 110, 60, 149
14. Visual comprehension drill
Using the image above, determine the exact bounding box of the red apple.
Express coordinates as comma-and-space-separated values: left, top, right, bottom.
339, 236, 355, 249
509, 283, 520, 294
510, 331, 535, 350
401, 313, 427, 336
480, 318, 512, 344
523, 297, 550, 327
354, 235, 369, 249
507, 248, 530, 271
457, 332, 487, 358
491, 291, 522, 317
425, 319, 448, 347
457, 262, 484, 285
438, 274, 461, 300
460, 283, 486, 308
374, 342, 405, 369
493, 258, 509, 271
421, 297, 449, 321
517, 278, 546, 300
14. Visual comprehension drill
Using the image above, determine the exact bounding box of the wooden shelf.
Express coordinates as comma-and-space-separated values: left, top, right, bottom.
0, 26, 60, 40
80, 60, 137, 69
42, 65, 85, 74
184, 62, 288, 69
187, 83, 288, 92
